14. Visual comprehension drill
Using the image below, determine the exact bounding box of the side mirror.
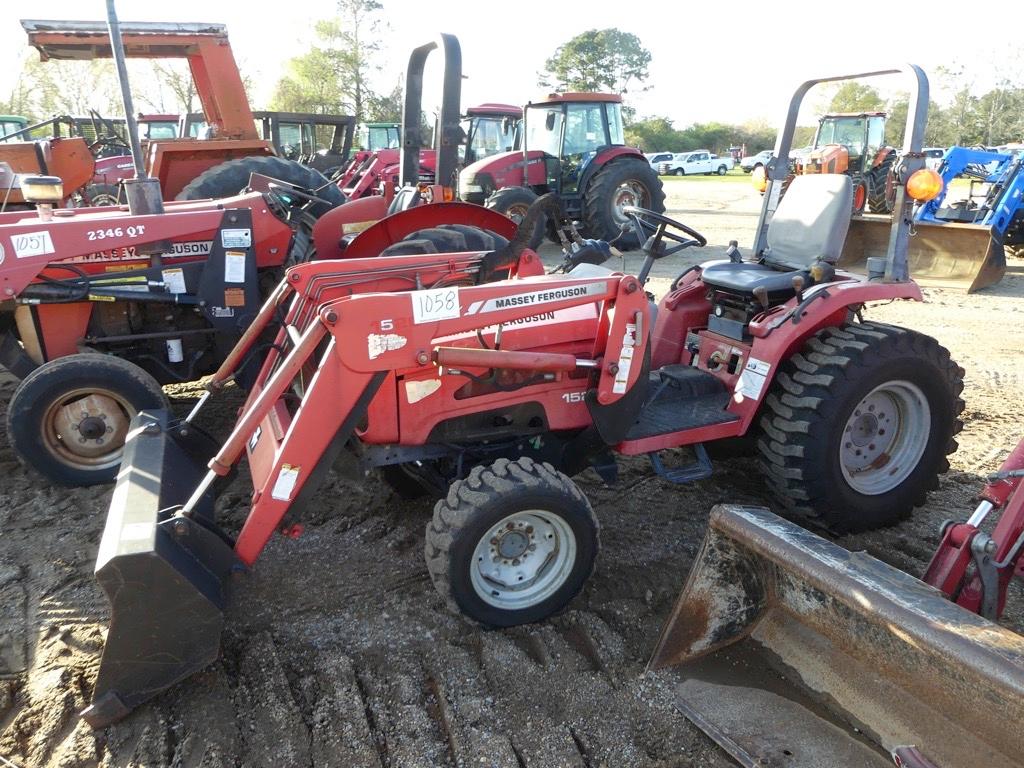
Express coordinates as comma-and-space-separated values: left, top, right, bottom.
545, 112, 556, 131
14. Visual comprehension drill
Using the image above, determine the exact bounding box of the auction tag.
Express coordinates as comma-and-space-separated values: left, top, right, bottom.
224, 250, 247, 283
221, 228, 251, 248
162, 267, 186, 294
271, 464, 300, 501
411, 286, 460, 324
12, 230, 55, 258
737, 357, 771, 400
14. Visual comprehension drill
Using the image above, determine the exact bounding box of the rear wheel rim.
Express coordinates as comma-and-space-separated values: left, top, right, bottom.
503, 202, 531, 224
42, 387, 135, 471
470, 511, 577, 610
839, 380, 930, 495
611, 180, 648, 226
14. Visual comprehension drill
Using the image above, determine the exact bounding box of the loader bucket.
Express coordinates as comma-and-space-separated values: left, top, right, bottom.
839, 215, 1006, 292
650, 506, 1024, 768
81, 410, 236, 729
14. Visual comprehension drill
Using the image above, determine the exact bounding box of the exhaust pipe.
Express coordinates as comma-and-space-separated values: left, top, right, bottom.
81, 410, 236, 728
650, 505, 1024, 768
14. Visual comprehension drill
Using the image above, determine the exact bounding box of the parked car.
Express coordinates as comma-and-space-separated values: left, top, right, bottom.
645, 152, 674, 171
740, 149, 773, 173
659, 150, 734, 176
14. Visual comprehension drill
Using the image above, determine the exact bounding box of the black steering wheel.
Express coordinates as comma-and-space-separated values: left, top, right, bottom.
622, 205, 707, 258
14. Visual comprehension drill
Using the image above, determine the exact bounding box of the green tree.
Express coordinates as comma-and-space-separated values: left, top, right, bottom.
270, 0, 386, 121
539, 29, 651, 96
625, 116, 684, 152
827, 82, 885, 113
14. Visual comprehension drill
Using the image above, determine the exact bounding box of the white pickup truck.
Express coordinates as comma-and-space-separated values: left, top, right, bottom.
658, 150, 734, 176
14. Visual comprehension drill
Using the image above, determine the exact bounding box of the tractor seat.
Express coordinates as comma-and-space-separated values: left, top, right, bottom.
387, 185, 422, 215
701, 174, 853, 300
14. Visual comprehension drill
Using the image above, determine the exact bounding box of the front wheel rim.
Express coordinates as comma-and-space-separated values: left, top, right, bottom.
470, 511, 577, 610
839, 380, 931, 495
43, 387, 135, 471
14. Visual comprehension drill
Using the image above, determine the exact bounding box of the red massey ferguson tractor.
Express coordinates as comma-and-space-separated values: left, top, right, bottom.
82, 66, 969, 728
459, 92, 665, 248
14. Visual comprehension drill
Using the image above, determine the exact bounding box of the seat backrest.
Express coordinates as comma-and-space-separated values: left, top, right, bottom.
764, 174, 853, 269
387, 185, 421, 215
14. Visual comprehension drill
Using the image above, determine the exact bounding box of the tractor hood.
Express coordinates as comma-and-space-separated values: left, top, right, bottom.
459, 149, 549, 204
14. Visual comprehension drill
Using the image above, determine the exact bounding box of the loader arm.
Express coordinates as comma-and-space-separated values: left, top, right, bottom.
923, 436, 1024, 618
223, 272, 648, 562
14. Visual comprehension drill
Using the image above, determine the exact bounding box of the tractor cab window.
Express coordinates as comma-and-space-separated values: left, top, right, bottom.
526, 105, 563, 158
606, 104, 625, 145
0, 121, 26, 140
143, 122, 177, 140
275, 122, 316, 159
364, 125, 399, 151
464, 116, 517, 163
866, 116, 885, 154
561, 103, 607, 194
818, 117, 866, 157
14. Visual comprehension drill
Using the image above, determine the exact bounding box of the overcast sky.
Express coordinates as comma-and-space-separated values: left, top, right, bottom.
2, 0, 1022, 130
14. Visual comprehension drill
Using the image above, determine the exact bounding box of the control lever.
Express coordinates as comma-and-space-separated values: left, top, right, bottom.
726, 240, 742, 263
752, 285, 770, 310
791, 274, 805, 303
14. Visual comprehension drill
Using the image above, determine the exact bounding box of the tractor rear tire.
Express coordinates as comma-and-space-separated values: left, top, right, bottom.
176, 156, 345, 216
380, 224, 509, 257
485, 187, 545, 250
425, 457, 599, 627
867, 151, 897, 214
584, 158, 666, 249
757, 322, 964, 533
7, 354, 170, 487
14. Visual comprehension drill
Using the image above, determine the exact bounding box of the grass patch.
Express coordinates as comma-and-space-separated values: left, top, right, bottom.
658, 169, 752, 183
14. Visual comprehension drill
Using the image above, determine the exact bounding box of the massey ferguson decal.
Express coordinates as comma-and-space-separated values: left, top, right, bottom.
465, 282, 605, 315
67, 240, 213, 263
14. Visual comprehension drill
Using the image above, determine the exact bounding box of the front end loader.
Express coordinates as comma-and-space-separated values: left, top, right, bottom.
82, 65, 991, 738
839, 145, 1023, 292
650, 434, 1024, 767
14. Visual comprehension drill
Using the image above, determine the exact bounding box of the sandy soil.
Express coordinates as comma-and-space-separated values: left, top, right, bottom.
1, 176, 1022, 767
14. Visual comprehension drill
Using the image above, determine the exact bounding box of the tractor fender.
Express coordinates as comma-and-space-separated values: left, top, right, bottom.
729, 279, 923, 431
340, 202, 518, 259
578, 147, 648, 193
311, 195, 390, 259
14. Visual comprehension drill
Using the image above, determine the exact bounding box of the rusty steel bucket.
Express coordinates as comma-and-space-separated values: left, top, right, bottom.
839, 215, 1006, 293
649, 505, 1024, 768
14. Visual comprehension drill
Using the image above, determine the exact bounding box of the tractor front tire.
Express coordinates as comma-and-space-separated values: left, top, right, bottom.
7, 354, 170, 487
584, 158, 666, 249
485, 187, 545, 250
757, 322, 964, 533
380, 224, 510, 257
425, 457, 599, 627
176, 156, 345, 216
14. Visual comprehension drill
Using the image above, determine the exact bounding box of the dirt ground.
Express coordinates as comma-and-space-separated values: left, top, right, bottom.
2, 176, 1022, 767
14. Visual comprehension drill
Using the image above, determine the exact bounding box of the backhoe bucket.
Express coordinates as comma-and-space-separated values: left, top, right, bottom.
839, 215, 1006, 292
650, 506, 1024, 768
81, 410, 235, 729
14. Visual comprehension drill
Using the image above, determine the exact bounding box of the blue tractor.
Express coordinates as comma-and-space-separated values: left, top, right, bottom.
839, 145, 1022, 292
917, 146, 1023, 255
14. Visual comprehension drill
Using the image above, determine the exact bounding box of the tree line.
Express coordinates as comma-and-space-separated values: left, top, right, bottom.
2, 5, 1022, 156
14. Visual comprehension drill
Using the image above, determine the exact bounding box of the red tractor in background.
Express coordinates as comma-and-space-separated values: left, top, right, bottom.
335, 104, 521, 202
459, 92, 665, 248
